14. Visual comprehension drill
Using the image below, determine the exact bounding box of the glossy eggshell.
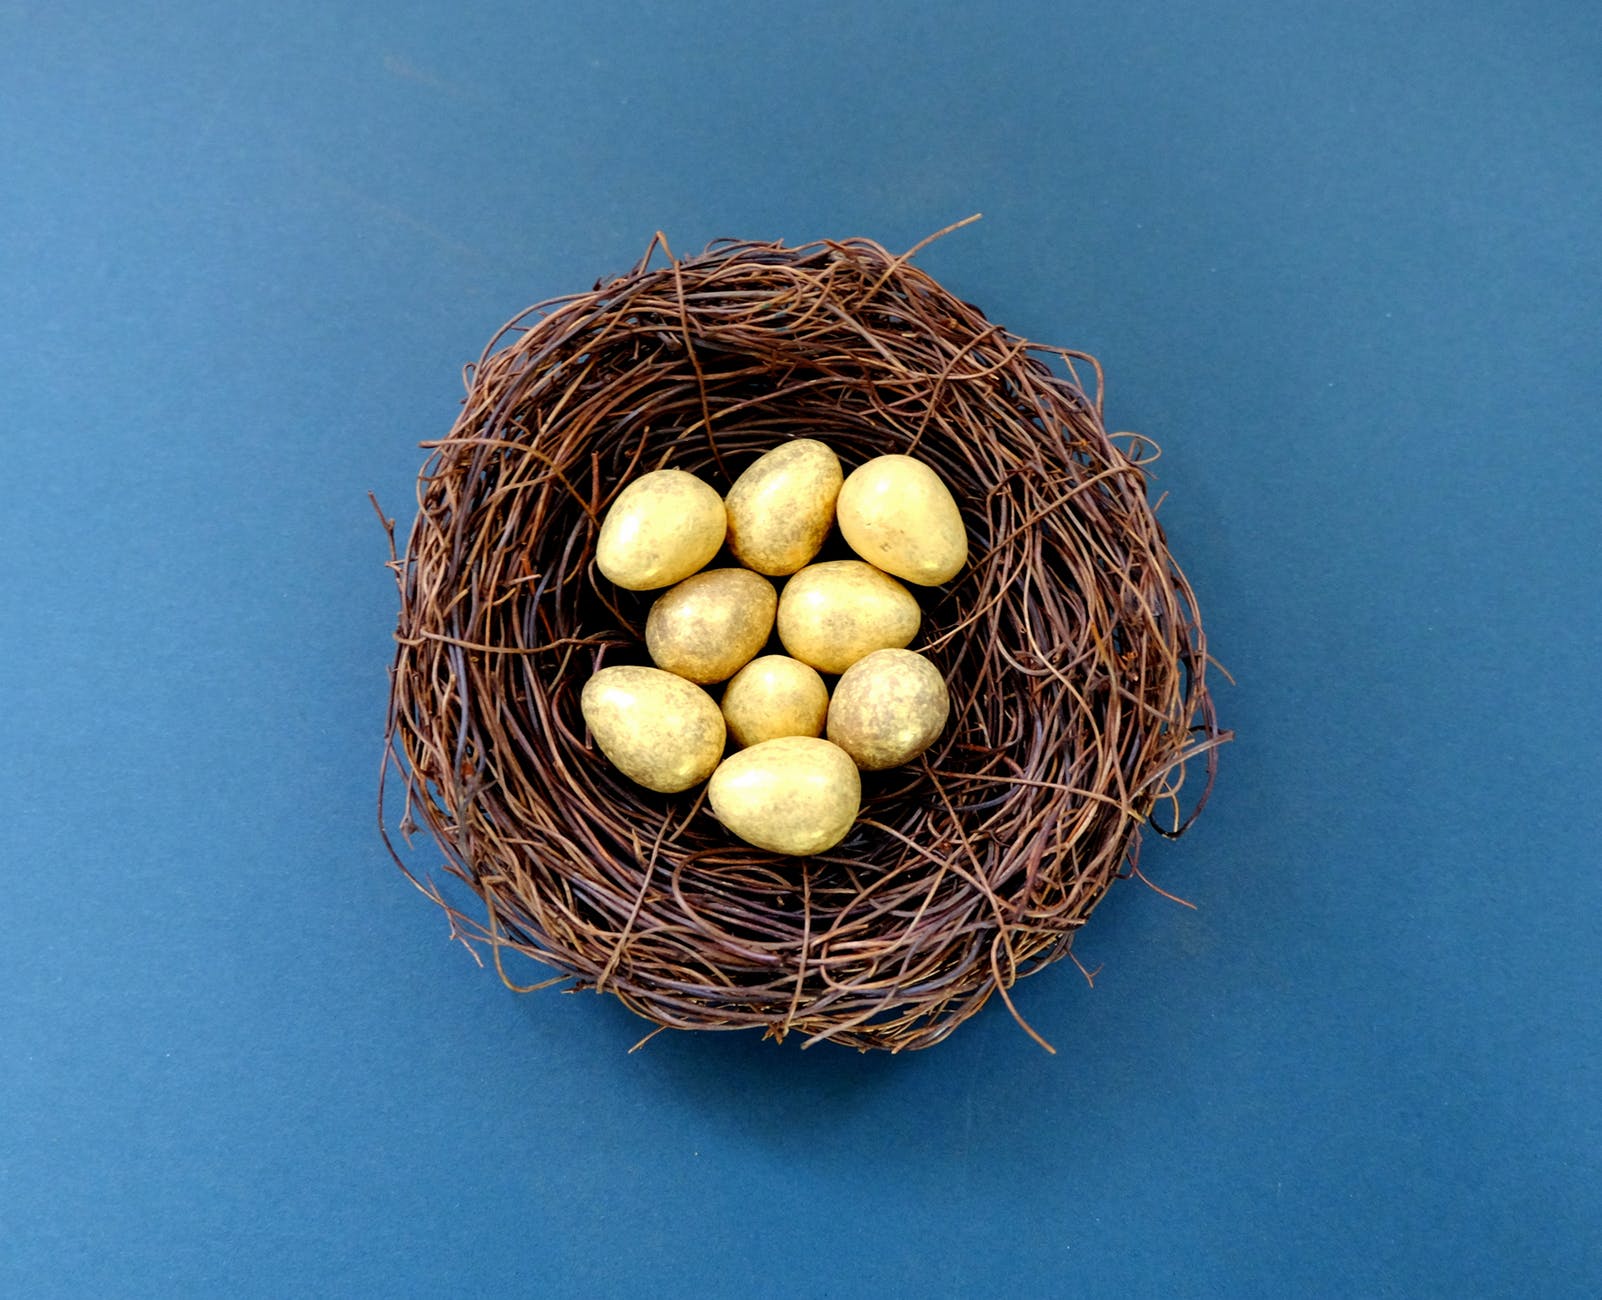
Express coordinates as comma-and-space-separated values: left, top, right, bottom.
724, 439, 843, 575
645, 568, 777, 684
595, 469, 726, 590
580, 665, 726, 793
707, 737, 861, 856
826, 648, 950, 770
720, 655, 830, 748
836, 454, 968, 586
775, 560, 921, 675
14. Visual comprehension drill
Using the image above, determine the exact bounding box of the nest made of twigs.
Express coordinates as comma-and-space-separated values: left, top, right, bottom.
381, 224, 1226, 1052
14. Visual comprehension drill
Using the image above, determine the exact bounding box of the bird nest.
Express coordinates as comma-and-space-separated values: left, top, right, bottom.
380, 226, 1226, 1052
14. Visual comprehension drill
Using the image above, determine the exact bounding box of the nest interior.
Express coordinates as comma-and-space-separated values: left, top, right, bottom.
382, 229, 1225, 1052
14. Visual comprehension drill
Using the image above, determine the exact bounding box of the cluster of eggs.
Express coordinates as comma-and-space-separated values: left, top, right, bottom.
579, 440, 967, 856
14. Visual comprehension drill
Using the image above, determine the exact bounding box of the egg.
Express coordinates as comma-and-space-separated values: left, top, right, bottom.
707, 737, 861, 856
835, 454, 968, 586
645, 568, 777, 684
775, 560, 921, 674
724, 438, 843, 575
580, 665, 726, 793
720, 655, 830, 748
595, 468, 726, 590
826, 648, 950, 770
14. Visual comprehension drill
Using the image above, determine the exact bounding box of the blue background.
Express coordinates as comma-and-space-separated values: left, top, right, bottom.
4, 2, 1599, 1295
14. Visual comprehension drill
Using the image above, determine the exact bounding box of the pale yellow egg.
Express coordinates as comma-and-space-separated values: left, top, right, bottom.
836, 454, 967, 586
724, 439, 843, 576
580, 665, 726, 793
644, 568, 777, 684
707, 736, 861, 856
720, 655, 830, 748
826, 648, 950, 770
775, 560, 921, 675
595, 469, 726, 590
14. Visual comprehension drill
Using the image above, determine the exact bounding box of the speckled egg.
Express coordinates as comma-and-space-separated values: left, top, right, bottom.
707, 736, 861, 856
580, 665, 725, 793
836, 454, 967, 586
724, 439, 843, 575
720, 655, 830, 748
595, 469, 726, 590
775, 560, 921, 675
826, 648, 950, 771
645, 568, 777, 685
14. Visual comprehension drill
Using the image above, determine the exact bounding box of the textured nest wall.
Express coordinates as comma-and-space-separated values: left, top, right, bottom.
382, 229, 1226, 1051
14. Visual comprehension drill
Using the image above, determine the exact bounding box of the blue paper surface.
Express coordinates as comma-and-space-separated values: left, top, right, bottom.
3, 2, 1599, 1295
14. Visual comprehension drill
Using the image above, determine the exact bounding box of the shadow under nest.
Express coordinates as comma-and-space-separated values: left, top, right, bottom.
381, 229, 1226, 1052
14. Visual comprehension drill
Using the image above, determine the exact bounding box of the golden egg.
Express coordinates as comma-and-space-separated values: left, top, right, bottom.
580, 665, 726, 793
836, 454, 968, 586
775, 560, 921, 675
595, 468, 726, 590
645, 568, 777, 684
720, 655, 830, 748
826, 648, 950, 770
707, 737, 861, 856
724, 438, 843, 575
